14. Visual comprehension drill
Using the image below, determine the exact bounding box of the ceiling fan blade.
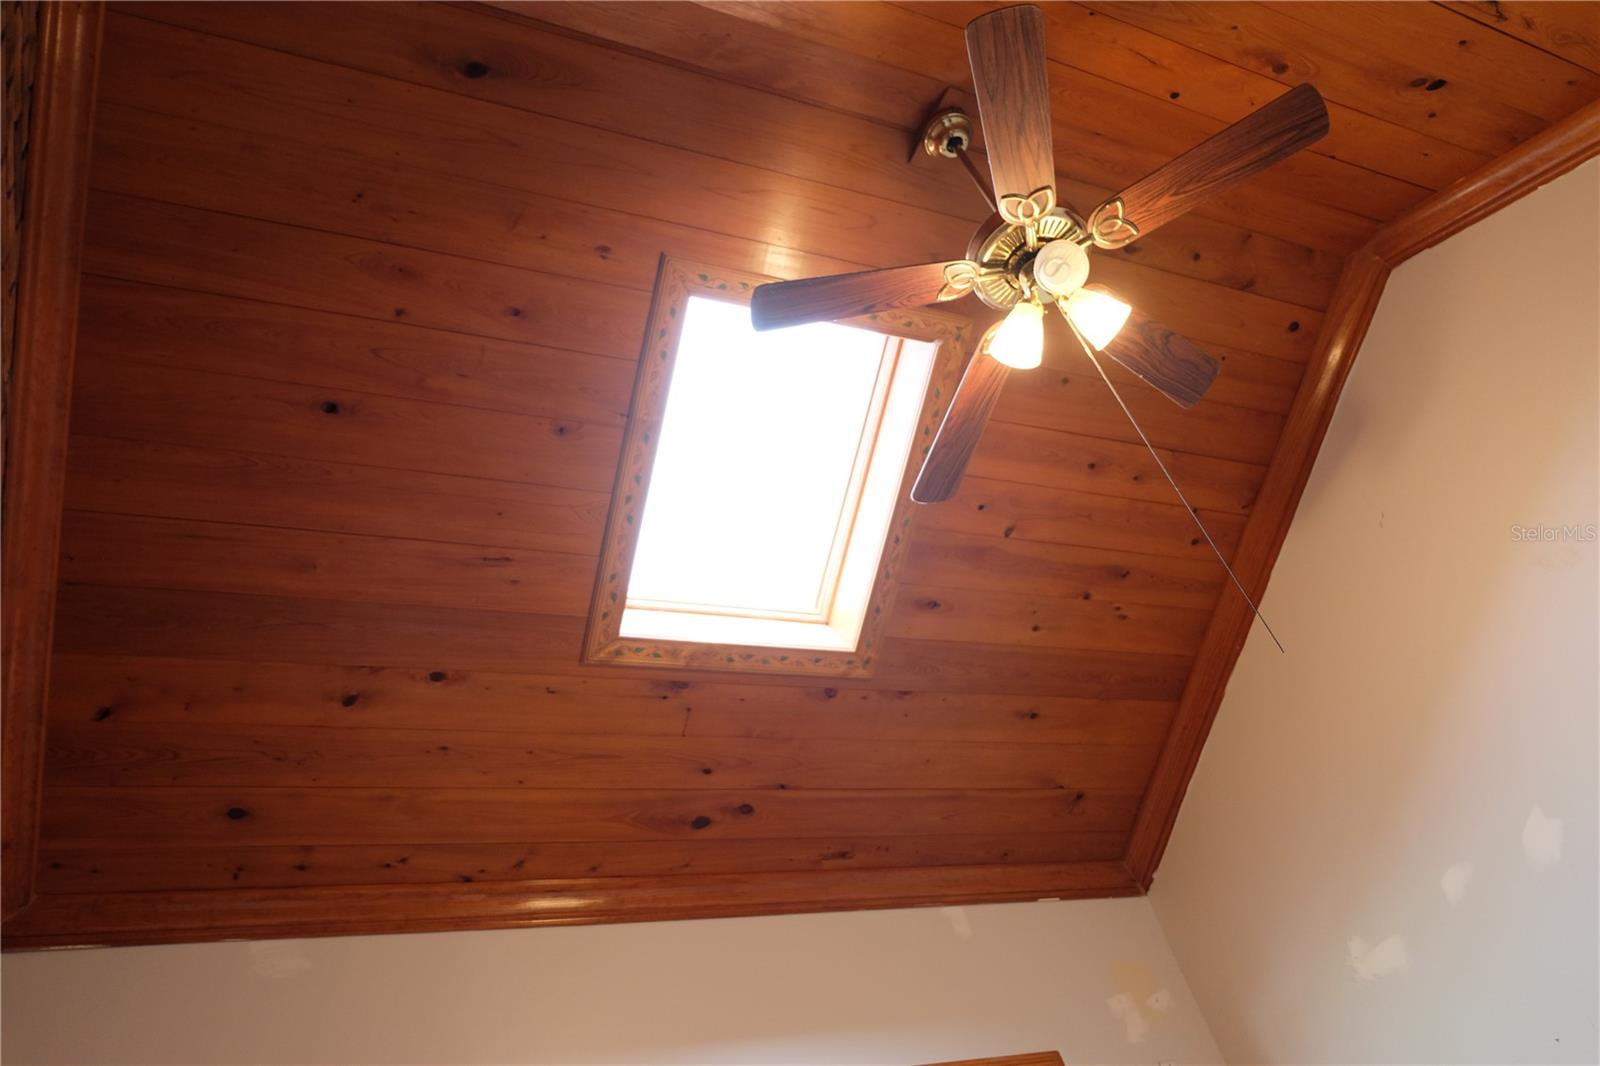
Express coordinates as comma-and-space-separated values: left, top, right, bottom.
912, 347, 1010, 504
1076, 285, 1218, 408
750, 261, 979, 332
1087, 83, 1329, 248
965, 5, 1056, 225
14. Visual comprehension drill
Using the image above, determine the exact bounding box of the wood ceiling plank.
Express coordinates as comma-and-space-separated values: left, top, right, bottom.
96, 51, 1325, 318
1266, 1, 1600, 122
91, 108, 879, 306
871, 639, 1191, 699
1057, 75, 1398, 227
45, 721, 1158, 792
1085, 2, 1597, 157
73, 355, 621, 495
41, 785, 1144, 847
1089, 257, 1320, 359
114, 2, 986, 223
37, 831, 1131, 894
967, 421, 1266, 516
64, 436, 612, 559
92, 100, 1331, 357
900, 0, 1492, 192
53, 587, 1195, 700
83, 274, 1289, 479
1440, 1, 1600, 75
917, 481, 1246, 564
108, 4, 1368, 259
1085, 215, 1340, 315
691, 0, 1401, 236
490, 0, 947, 131
61, 516, 1217, 633
85, 195, 661, 360
906, 3, 1432, 223
59, 513, 601, 619
95, 17, 966, 273
496, 0, 1337, 307
81, 277, 635, 429
62, 437, 1236, 606
996, 351, 1288, 467
50, 655, 1178, 747
890, 584, 1211, 658
1161, 343, 1306, 414
88, 189, 1311, 398
75, 308, 1270, 512
901, 528, 1227, 610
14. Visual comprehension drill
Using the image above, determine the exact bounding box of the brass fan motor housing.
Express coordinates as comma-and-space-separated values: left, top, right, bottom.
964, 207, 1092, 311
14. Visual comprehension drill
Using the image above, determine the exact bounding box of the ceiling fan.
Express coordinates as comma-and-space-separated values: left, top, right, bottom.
749, 4, 1329, 512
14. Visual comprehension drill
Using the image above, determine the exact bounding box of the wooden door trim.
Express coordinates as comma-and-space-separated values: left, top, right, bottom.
915, 1054, 1064, 1066
1123, 97, 1600, 887
1, 1, 103, 923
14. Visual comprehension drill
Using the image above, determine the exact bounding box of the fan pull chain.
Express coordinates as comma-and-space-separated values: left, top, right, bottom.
1064, 318, 1285, 654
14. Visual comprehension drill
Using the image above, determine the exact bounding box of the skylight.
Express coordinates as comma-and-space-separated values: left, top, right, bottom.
619, 295, 937, 652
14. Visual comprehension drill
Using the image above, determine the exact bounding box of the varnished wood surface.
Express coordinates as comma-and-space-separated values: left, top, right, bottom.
1099, 83, 1329, 243
8, 0, 1597, 947
964, 5, 1056, 205
1, 1, 102, 921
918, 1054, 1064, 1066
1090, 290, 1221, 409
751, 262, 969, 330
4, 862, 1139, 948
914, 350, 1010, 502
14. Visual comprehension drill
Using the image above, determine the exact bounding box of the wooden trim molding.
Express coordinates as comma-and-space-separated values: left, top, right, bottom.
915, 1054, 1064, 1066
583, 256, 972, 678
1366, 98, 1600, 267
1, 861, 1137, 949
0, 1, 102, 923
1123, 97, 1600, 889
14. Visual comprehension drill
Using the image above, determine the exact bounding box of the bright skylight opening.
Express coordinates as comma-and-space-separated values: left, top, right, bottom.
621, 295, 936, 651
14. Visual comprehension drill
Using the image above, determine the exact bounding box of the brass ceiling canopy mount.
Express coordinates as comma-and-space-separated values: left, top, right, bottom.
921, 104, 1097, 312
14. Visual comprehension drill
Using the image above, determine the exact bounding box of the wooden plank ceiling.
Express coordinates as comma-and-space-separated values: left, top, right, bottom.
27, 1, 1599, 942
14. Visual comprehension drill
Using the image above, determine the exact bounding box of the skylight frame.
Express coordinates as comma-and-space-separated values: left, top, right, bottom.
583, 258, 973, 678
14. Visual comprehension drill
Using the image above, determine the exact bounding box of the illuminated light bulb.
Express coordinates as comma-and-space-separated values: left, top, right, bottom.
1063, 287, 1133, 350
986, 300, 1045, 370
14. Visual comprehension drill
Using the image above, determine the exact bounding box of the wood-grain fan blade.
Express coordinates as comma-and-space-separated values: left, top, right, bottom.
964, 5, 1055, 219
912, 348, 1010, 504
1087, 83, 1329, 248
750, 261, 977, 332
1084, 286, 1219, 408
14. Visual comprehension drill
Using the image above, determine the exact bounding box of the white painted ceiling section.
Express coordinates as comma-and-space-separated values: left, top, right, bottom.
1150, 158, 1600, 1065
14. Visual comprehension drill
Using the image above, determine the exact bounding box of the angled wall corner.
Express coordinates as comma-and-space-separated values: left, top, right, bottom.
1149, 158, 1600, 1065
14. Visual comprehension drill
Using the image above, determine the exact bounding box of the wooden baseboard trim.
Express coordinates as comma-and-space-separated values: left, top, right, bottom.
3, 861, 1138, 949
1123, 97, 1600, 889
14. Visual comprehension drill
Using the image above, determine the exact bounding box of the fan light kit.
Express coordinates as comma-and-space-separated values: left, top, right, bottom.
749, 4, 1329, 650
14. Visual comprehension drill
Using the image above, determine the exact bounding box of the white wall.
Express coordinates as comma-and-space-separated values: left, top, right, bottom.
1, 897, 1222, 1065
1150, 159, 1600, 1064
